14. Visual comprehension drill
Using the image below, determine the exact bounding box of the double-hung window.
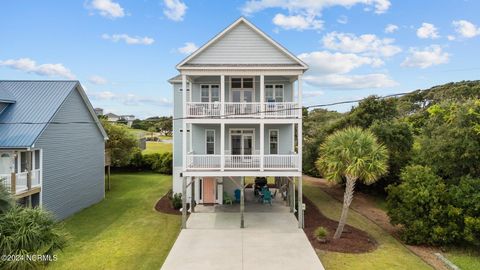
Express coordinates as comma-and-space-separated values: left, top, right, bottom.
269, 130, 279, 154
265, 84, 284, 102
206, 130, 215, 155
201, 85, 220, 103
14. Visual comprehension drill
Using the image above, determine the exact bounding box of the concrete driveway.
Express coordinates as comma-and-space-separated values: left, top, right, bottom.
161, 212, 324, 270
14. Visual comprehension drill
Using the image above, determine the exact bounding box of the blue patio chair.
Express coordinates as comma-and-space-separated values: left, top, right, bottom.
263, 190, 272, 205
234, 189, 241, 203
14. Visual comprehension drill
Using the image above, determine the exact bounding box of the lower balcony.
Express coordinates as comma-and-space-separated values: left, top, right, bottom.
186, 154, 299, 171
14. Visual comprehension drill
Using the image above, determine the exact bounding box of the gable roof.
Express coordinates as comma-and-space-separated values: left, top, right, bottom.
0, 81, 107, 148
176, 17, 308, 70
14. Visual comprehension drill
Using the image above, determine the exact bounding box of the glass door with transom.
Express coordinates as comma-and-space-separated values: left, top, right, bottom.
231, 78, 254, 115
230, 130, 254, 164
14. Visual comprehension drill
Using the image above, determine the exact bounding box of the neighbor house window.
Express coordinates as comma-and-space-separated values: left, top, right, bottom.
34, 150, 40, 170
206, 129, 215, 154
269, 130, 279, 154
201, 85, 220, 102
265, 84, 284, 102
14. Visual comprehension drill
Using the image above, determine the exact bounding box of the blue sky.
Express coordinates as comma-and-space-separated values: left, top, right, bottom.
1, 0, 479, 118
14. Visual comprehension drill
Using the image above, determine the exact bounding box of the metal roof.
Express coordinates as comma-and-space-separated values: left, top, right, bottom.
0, 85, 16, 103
0, 80, 106, 148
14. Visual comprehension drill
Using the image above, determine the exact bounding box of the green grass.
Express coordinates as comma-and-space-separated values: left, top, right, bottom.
445, 248, 480, 270
303, 182, 432, 270
142, 141, 172, 155
128, 128, 147, 138
49, 173, 181, 270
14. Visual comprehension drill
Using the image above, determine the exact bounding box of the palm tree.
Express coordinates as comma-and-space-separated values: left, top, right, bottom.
316, 127, 388, 239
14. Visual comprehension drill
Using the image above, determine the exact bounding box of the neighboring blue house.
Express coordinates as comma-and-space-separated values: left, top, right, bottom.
0, 80, 108, 219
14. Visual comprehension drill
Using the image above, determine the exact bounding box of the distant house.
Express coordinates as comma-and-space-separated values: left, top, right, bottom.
94, 107, 104, 116
0, 81, 108, 220
105, 112, 120, 122
105, 112, 136, 127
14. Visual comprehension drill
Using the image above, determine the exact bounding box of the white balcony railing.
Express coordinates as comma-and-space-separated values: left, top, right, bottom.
186, 154, 299, 171
0, 169, 41, 195
186, 102, 300, 118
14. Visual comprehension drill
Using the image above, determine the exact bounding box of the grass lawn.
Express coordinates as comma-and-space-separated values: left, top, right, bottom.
142, 141, 172, 155
128, 128, 147, 138
445, 248, 480, 270
303, 182, 432, 270
49, 172, 180, 270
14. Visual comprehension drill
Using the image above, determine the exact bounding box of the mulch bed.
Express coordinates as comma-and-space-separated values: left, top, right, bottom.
155, 190, 182, 215
303, 195, 378, 253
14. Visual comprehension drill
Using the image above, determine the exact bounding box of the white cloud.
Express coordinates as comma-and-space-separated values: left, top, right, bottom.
177, 42, 198, 54
163, 0, 187, 21
0, 58, 75, 79
242, 0, 390, 31
102, 34, 154, 45
304, 73, 397, 89
322, 31, 401, 57
447, 35, 456, 41
89, 90, 172, 107
401, 45, 449, 69
298, 51, 383, 75
384, 24, 398, 33
416, 23, 439, 39
242, 0, 391, 15
88, 0, 125, 18
272, 14, 323, 31
337, 15, 348, 24
298, 50, 395, 89
452, 20, 480, 38
89, 75, 108, 85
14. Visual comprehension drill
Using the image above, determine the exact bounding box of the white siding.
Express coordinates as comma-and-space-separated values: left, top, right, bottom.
189, 22, 296, 65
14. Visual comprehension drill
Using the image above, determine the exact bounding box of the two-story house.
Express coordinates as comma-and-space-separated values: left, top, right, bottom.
169, 17, 308, 228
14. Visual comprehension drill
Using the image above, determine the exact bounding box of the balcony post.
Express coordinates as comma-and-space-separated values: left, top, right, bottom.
260, 123, 264, 171
10, 172, 16, 194
298, 176, 304, 228
182, 74, 187, 172
260, 75, 265, 118
182, 176, 187, 229
298, 74, 303, 118
221, 123, 225, 171
298, 122, 302, 172
26, 151, 32, 190
220, 75, 225, 118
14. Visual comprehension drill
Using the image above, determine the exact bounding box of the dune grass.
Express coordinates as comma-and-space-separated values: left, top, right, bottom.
49, 173, 180, 270
303, 182, 432, 270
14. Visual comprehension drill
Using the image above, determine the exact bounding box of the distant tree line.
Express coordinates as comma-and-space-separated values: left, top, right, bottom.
131, 116, 172, 136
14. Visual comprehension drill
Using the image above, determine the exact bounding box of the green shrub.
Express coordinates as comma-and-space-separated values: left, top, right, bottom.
451, 176, 480, 246
136, 152, 172, 175
171, 193, 182, 210
386, 165, 463, 245
314, 226, 328, 239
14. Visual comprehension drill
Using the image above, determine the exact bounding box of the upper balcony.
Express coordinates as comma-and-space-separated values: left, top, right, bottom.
175, 75, 304, 121
186, 102, 300, 118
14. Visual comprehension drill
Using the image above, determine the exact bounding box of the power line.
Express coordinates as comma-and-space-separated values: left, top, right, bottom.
0, 91, 413, 125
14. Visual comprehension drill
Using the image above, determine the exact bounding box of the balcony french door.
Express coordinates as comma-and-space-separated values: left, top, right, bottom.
231, 134, 253, 155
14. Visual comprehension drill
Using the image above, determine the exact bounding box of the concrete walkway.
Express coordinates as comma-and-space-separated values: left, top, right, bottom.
161, 212, 324, 270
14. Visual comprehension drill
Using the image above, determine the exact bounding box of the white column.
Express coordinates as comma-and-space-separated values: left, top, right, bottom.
260, 122, 264, 171
298, 176, 303, 228
221, 123, 225, 171
182, 176, 187, 229
221, 75, 225, 118
260, 75, 265, 118
189, 81, 192, 102
182, 74, 187, 171
298, 122, 302, 172
298, 74, 303, 118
